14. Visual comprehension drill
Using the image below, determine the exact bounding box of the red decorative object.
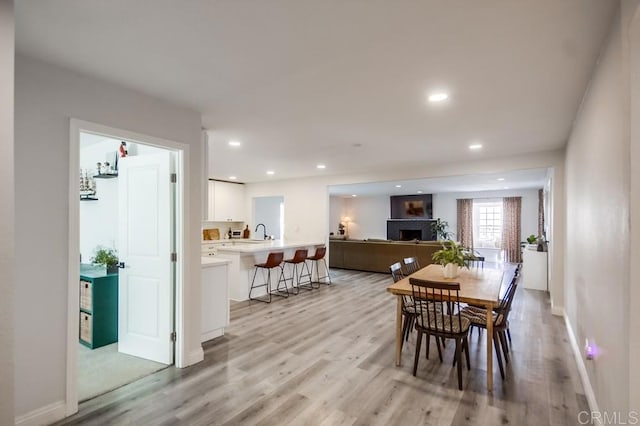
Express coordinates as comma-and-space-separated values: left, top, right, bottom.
119, 141, 128, 157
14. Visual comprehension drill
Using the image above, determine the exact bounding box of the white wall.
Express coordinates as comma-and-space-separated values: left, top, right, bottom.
79, 137, 119, 262
245, 176, 330, 243
433, 188, 540, 242
253, 196, 283, 240
0, 1, 14, 424
628, 0, 640, 412
79, 178, 118, 262
328, 188, 539, 243
330, 195, 389, 240
245, 150, 565, 315
564, 3, 633, 415
14, 55, 203, 421
329, 196, 346, 236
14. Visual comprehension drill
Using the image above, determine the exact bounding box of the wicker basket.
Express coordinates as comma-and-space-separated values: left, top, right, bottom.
80, 280, 92, 311
80, 312, 92, 344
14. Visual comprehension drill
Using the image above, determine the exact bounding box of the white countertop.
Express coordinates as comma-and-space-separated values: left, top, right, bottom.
201, 257, 232, 267
215, 240, 323, 254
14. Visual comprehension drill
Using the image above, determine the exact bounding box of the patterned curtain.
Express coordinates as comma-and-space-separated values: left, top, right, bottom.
456, 199, 474, 249
502, 197, 522, 263
538, 189, 545, 238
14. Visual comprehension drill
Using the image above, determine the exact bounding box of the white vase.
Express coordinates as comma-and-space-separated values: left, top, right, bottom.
443, 263, 459, 279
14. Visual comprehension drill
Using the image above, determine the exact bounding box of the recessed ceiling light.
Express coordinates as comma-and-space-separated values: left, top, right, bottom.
428, 92, 449, 103
469, 144, 483, 150
497, 178, 505, 181
228, 140, 241, 147
229, 176, 237, 180
395, 184, 402, 188
317, 164, 326, 169
266, 170, 275, 175
352, 194, 357, 197
417, 190, 423, 194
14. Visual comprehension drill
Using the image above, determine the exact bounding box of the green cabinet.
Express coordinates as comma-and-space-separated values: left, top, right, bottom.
79, 266, 118, 349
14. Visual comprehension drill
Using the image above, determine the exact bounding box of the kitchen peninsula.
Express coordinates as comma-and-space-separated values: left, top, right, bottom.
215, 240, 325, 301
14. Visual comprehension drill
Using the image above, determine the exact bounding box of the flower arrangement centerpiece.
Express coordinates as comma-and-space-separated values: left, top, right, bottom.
432, 240, 470, 278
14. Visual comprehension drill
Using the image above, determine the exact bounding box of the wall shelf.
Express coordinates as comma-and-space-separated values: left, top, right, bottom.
80, 195, 99, 201
93, 173, 118, 179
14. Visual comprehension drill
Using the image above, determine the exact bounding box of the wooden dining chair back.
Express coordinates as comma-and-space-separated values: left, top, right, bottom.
496, 274, 519, 328
409, 277, 471, 390
460, 273, 520, 380
390, 262, 417, 351
390, 262, 405, 283
403, 257, 421, 274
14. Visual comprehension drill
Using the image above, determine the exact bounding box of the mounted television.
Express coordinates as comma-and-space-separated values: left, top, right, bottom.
390, 194, 433, 219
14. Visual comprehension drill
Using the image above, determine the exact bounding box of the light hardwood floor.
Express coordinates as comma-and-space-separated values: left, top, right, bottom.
57, 268, 589, 425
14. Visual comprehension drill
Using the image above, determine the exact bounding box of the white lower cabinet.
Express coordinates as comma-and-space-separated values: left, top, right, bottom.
201, 260, 230, 342
522, 248, 548, 291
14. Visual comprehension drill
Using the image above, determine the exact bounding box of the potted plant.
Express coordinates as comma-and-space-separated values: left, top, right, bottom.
338, 223, 346, 235
432, 240, 469, 278
432, 218, 452, 241
91, 246, 119, 274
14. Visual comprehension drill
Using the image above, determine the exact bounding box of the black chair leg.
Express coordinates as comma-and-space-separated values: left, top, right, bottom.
401, 316, 409, 351
425, 334, 431, 359
407, 316, 415, 340
499, 331, 510, 363
455, 338, 463, 390
507, 328, 512, 344
463, 337, 471, 370
413, 332, 423, 376
493, 331, 505, 380
435, 335, 443, 363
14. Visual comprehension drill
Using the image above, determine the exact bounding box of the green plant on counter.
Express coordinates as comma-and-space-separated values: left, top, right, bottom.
432, 240, 469, 268
91, 246, 118, 267
526, 234, 538, 244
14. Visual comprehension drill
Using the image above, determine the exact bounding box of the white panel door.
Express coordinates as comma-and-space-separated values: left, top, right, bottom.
118, 151, 174, 364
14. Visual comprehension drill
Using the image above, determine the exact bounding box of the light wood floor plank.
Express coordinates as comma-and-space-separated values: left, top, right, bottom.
56, 268, 590, 425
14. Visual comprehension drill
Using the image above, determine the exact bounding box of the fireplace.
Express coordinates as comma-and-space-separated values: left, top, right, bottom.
387, 219, 437, 241
399, 229, 422, 241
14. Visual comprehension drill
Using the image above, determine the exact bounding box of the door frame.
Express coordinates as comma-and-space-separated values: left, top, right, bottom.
66, 119, 188, 416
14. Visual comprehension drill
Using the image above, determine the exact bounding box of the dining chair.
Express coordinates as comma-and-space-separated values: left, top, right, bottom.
390, 262, 415, 350
403, 257, 421, 274
460, 274, 519, 380
467, 266, 520, 342
409, 277, 471, 390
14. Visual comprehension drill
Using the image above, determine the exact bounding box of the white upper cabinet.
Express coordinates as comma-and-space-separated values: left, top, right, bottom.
208, 180, 245, 222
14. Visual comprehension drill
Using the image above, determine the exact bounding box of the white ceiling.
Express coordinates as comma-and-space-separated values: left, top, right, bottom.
329, 168, 548, 197
16, 1, 616, 184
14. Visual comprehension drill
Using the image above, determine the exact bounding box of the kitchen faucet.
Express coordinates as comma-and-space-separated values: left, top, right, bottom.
255, 223, 267, 240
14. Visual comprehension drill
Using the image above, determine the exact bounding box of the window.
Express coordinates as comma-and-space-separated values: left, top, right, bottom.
473, 201, 503, 249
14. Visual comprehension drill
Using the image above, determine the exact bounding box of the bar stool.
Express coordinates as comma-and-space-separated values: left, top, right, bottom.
284, 249, 313, 294
249, 251, 288, 303
307, 246, 331, 287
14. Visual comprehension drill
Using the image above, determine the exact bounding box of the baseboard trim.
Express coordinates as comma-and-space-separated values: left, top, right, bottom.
564, 313, 600, 420
551, 305, 564, 316
184, 347, 204, 367
201, 328, 224, 343
15, 400, 66, 426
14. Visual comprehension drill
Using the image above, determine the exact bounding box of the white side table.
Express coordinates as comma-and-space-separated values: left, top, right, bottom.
522, 248, 548, 291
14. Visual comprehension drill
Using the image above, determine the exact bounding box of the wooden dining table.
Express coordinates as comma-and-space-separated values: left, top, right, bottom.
387, 263, 514, 391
